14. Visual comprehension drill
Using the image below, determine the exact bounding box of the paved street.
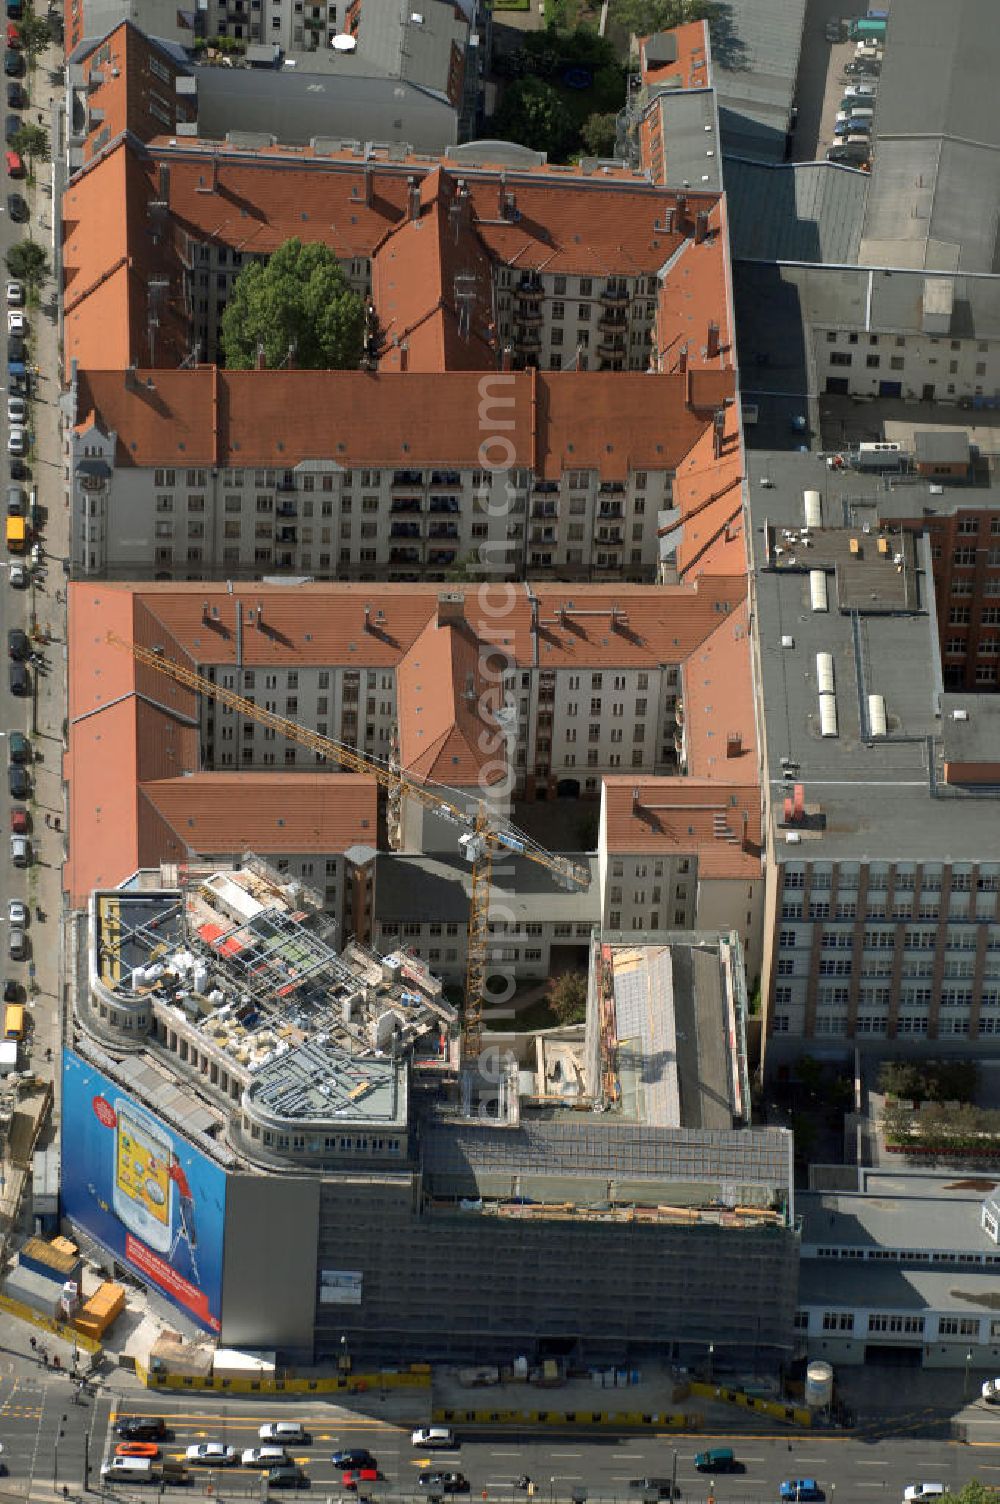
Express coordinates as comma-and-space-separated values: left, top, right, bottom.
0, 1379, 998, 1499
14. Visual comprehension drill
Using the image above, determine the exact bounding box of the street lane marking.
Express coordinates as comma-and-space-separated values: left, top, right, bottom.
856, 1461, 889, 1467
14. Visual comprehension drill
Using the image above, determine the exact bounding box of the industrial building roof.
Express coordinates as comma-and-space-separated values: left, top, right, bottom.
746, 448, 1000, 862
710, 0, 806, 163
860, 0, 1000, 272
723, 160, 868, 266
643, 89, 722, 192
247, 1038, 406, 1127
421, 1118, 792, 1197
192, 64, 459, 155
800, 1182, 1000, 1259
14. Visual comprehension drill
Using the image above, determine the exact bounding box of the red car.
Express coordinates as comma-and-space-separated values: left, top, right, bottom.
6, 21, 18, 45
343, 1469, 379, 1489
9, 809, 26, 834
115, 1443, 161, 1459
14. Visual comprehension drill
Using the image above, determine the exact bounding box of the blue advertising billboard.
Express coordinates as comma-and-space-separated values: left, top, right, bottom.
61, 1049, 226, 1333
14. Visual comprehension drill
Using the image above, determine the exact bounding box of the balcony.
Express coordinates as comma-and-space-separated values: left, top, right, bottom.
516, 278, 544, 301
598, 502, 623, 518
531, 527, 555, 544
390, 522, 421, 538
428, 495, 460, 514
390, 547, 421, 564
276, 501, 297, 518
390, 497, 422, 513
277, 527, 297, 543
515, 328, 541, 350
601, 283, 629, 307
533, 481, 559, 495
598, 313, 627, 333
277, 478, 296, 493
597, 527, 623, 544
598, 482, 626, 495
428, 548, 457, 566
392, 470, 424, 487
597, 337, 626, 360
516, 308, 544, 328
430, 470, 461, 488
531, 502, 557, 518
428, 523, 459, 539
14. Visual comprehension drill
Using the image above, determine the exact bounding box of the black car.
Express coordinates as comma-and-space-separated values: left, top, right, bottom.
6, 80, 21, 106
3, 48, 21, 75
8, 458, 27, 480
265, 1466, 308, 1490
7, 192, 26, 221
8, 763, 28, 798
8, 628, 28, 660
114, 1417, 167, 1441
9, 662, 28, 695
4, 112, 17, 142
843, 58, 880, 76
629, 1483, 677, 1500
3, 978, 22, 1002
7, 485, 25, 516
418, 1474, 468, 1493
8, 730, 29, 763
332, 1452, 376, 1470
827, 143, 870, 165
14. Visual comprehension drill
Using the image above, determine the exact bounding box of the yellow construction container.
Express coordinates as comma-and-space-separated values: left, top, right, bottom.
73, 1280, 125, 1339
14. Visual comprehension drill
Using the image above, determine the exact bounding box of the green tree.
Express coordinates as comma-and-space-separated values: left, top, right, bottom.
17, 12, 51, 60
6, 239, 49, 295
494, 76, 575, 161
220, 238, 365, 371
944, 1483, 998, 1504
580, 111, 618, 157
609, 0, 713, 40
12, 122, 49, 170
546, 972, 588, 1026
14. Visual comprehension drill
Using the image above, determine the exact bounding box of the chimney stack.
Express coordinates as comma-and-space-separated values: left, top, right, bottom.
694, 210, 709, 244
793, 782, 806, 821
407, 175, 420, 220
436, 591, 465, 628
707, 320, 720, 359
726, 731, 742, 758
678, 342, 688, 375
255, 340, 266, 371
364, 165, 373, 207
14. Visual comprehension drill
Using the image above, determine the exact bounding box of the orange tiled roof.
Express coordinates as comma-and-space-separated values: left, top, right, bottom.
682, 598, 757, 781
602, 775, 760, 879
373, 168, 497, 373
73, 366, 733, 476
396, 616, 506, 787
639, 21, 711, 90
75, 23, 195, 167
668, 394, 744, 577
139, 773, 378, 859
655, 196, 731, 375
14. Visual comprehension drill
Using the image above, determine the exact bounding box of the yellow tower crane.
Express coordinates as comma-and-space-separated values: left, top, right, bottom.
109, 632, 589, 1058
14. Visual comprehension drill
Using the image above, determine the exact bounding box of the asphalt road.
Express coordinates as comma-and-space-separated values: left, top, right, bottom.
1, 1390, 993, 1500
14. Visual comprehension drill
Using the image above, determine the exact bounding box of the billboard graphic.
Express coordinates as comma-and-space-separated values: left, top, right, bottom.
319, 1269, 363, 1305
61, 1049, 226, 1332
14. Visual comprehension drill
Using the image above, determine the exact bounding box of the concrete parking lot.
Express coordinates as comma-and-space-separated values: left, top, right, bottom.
789, 0, 877, 165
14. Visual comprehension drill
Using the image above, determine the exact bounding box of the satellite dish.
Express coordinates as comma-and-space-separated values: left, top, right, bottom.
332, 32, 357, 49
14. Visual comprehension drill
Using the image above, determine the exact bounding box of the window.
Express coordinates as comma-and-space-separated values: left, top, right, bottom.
830, 352, 852, 367
868, 1314, 925, 1335
822, 1312, 854, 1332
938, 1317, 978, 1337
778, 930, 797, 949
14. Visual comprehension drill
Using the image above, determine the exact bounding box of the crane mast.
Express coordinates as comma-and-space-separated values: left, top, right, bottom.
108, 632, 588, 1059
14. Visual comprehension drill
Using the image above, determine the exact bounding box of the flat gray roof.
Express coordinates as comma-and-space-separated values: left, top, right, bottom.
195, 65, 457, 154
724, 161, 867, 266
646, 89, 721, 191
746, 448, 1000, 861
860, 0, 1000, 272
375, 852, 601, 925
799, 1187, 998, 1257
711, 0, 806, 163
942, 695, 1000, 768
798, 1258, 1000, 1313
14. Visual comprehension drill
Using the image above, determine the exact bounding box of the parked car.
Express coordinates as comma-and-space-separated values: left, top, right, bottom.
9, 809, 27, 835
982, 1377, 1000, 1403
9, 660, 28, 694
10, 833, 29, 866
8, 899, 26, 925
3, 978, 21, 1002
827, 143, 870, 164
843, 81, 878, 98
8, 561, 26, 588
114, 1418, 167, 1441
834, 119, 871, 138
6, 485, 25, 515
184, 1444, 236, 1467
7, 765, 28, 799
2, 47, 21, 74
7, 426, 25, 455
8, 459, 27, 480
6, 80, 21, 106
903, 1489, 945, 1503
629, 1482, 676, 1500
7, 310, 25, 334
8, 926, 25, 960
6, 395, 25, 425
844, 58, 880, 75
412, 1430, 457, 1450
8, 730, 30, 762
259, 1423, 309, 1444
5, 279, 22, 305
6, 192, 27, 222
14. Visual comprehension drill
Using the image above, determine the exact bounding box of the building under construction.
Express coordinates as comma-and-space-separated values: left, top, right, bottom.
64, 857, 798, 1365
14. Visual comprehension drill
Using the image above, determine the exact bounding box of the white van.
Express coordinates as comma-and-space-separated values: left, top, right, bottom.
411, 1427, 457, 1449
101, 1457, 155, 1484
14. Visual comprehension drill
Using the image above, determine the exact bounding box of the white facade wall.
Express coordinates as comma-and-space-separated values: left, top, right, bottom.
372, 910, 596, 986
494, 268, 659, 373
814, 324, 1000, 404
70, 442, 674, 583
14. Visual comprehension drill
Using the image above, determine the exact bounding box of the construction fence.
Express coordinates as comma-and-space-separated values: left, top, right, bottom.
433, 1408, 700, 1429
686, 1382, 811, 1428
138, 1359, 431, 1396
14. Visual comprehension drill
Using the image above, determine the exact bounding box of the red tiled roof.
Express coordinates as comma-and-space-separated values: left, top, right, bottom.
682, 598, 757, 780
396, 617, 506, 786
602, 774, 760, 879
75, 24, 195, 167
639, 21, 711, 90
69, 578, 748, 673
669, 395, 744, 577
140, 773, 378, 858
655, 197, 732, 375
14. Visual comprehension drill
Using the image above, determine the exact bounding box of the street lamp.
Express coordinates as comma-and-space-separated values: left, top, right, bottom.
965, 1348, 974, 1399
550, 1477, 555, 1504
708, 1343, 715, 1384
